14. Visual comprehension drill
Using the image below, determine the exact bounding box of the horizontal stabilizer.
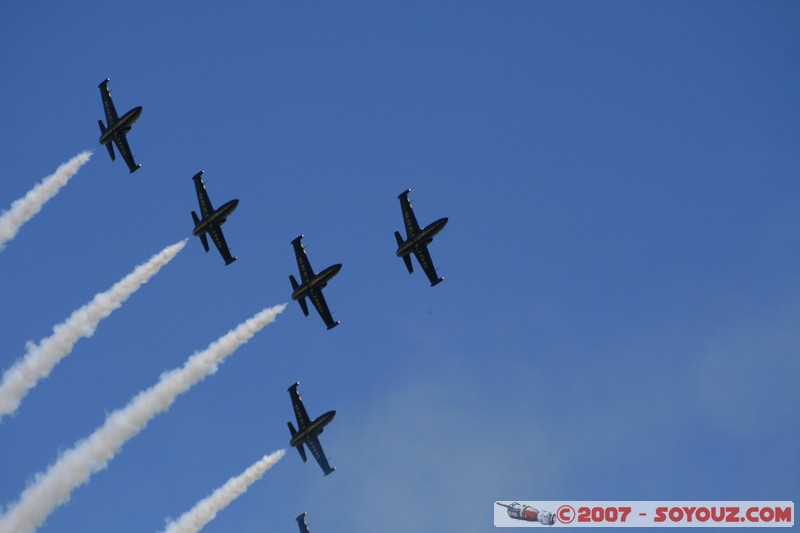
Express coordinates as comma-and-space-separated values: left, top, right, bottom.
394, 230, 405, 249
288, 421, 309, 462
290, 275, 310, 316
192, 211, 210, 252
401, 254, 413, 274
98, 121, 115, 161
198, 233, 209, 252
395, 232, 413, 273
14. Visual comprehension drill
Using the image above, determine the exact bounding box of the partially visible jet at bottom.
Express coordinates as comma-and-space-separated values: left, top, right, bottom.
97, 78, 142, 173
289, 235, 342, 329
287, 382, 336, 476
296, 512, 310, 533
190, 171, 239, 265
394, 188, 448, 286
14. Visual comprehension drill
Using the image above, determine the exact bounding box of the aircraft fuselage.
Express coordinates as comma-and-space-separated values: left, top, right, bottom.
396, 217, 449, 257
98, 106, 142, 145
289, 410, 336, 448
291, 263, 342, 301
192, 199, 239, 236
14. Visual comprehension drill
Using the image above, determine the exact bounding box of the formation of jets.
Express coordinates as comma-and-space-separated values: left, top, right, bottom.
97, 79, 450, 529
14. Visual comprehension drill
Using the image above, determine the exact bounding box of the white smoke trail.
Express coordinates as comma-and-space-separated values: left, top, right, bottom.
0, 151, 92, 251
0, 239, 187, 420
0, 304, 286, 533
160, 450, 286, 533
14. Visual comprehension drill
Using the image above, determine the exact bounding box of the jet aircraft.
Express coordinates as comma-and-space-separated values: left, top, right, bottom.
97, 79, 142, 173
287, 382, 336, 476
289, 235, 342, 329
190, 171, 239, 265
296, 512, 311, 533
394, 189, 449, 286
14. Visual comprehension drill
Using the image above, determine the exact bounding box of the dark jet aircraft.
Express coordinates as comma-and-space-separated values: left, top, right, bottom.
190, 171, 239, 265
289, 235, 342, 330
287, 382, 336, 476
97, 79, 142, 173
394, 189, 449, 286
296, 512, 311, 533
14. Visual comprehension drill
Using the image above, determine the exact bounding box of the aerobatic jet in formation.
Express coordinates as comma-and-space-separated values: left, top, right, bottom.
289, 235, 342, 330
97, 78, 142, 173
190, 171, 239, 265
296, 512, 311, 533
394, 189, 449, 286
287, 382, 336, 476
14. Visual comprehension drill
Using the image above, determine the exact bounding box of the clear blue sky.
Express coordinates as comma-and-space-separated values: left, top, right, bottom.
1, 2, 798, 532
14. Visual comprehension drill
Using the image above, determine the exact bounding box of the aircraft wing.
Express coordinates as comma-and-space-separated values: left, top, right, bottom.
399, 190, 421, 236
112, 132, 140, 173
296, 513, 310, 533
309, 287, 338, 330
99, 80, 118, 124
292, 237, 315, 283
289, 383, 311, 430
413, 243, 443, 286
192, 172, 215, 218
207, 223, 236, 265
305, 433, 335, 476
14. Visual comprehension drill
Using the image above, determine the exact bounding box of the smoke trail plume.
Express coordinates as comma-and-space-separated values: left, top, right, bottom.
161, 450, 286, 533
0, 152, 92, 251
0, 304, 286, 533
0, 239, 187, 421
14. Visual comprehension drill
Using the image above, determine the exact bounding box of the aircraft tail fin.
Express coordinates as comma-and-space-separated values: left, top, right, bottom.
287, 421, 297, 438
191, 211, 210, 252
395, 232, 413, 273
98, 121, 115, 160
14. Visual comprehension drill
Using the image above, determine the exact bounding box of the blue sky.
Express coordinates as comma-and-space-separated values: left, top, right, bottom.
1, 2, 798, 532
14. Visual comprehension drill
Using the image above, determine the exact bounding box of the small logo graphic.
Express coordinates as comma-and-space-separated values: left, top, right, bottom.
557, 504, 576, 524
496, 502, 556, 526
